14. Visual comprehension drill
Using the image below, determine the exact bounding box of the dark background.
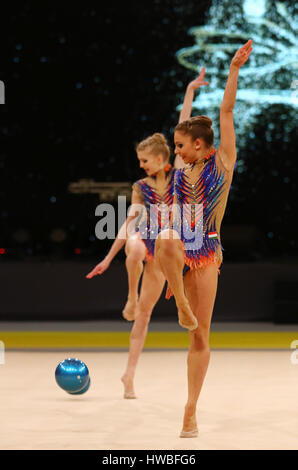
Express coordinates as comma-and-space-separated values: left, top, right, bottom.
0, 0, 297, 265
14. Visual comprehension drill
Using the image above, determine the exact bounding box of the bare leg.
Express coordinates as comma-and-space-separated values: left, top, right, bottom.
122, 234, 146, 321
121, 259, 165, 398
180, 263, 218, 437
155, 230, 198, 330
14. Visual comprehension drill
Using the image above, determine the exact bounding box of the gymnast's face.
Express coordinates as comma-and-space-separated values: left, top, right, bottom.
137, 149, 163, 176
174, 130, 201, 164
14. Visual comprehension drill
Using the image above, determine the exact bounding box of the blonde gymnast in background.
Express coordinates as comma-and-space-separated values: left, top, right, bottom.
86, 68, 209, 399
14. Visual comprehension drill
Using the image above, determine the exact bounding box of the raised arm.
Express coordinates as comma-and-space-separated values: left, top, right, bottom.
178, 67, 209, 123
218, 39, 253, 172
86, 187, 144, 278
174, 67, 209, 169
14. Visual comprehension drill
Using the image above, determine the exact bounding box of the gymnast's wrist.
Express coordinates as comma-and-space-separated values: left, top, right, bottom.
186, 84, 195, 93
229, 63, 240, 73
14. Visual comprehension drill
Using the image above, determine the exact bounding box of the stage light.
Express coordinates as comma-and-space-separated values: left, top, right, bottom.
50, 229, 67, 243
12, 229, 30, 244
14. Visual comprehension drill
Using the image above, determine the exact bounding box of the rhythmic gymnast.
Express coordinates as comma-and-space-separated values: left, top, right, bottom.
86, 68, 209, 398
155, 40, 253, 437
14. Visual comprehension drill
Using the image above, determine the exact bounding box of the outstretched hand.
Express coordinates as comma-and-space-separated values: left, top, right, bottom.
85, 258, 111, 278
231, 39, 253, 68
187, 66, 209, 91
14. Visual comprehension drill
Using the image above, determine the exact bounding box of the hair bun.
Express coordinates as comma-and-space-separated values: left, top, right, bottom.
136, 132, 170, 162
152, 133, 168, 144
190, 115, 212, 128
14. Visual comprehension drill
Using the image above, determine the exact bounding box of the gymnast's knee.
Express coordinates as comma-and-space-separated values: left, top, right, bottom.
156, 230, 180, 257
132, 307, 152, 335
189, 327, 210, 353
137, 301, 153, 322
126, 241, 145, 263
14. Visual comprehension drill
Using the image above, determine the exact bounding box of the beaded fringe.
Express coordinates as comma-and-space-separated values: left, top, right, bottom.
165, 252, 222, 300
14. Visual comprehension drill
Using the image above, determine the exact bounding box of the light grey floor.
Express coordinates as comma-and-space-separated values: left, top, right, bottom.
0, 350, 297, 450
0, 321, 298, 332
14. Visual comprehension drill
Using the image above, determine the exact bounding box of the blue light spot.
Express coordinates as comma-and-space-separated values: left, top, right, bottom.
89, 235, 95, 242
13, 57, 20, 63
267, 232, 274, 239
283, 177, 290, 183
40, 56, 47, 63
76, 82, 83, 89
16, 44, 22, 50
50, 196, 56, 203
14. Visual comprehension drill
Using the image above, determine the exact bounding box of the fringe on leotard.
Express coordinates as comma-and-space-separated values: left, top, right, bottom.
165, 150, 228, 299
132, 169, 176, 259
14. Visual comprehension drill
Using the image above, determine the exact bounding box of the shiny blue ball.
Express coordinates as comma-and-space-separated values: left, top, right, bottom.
68, 377, 91, 395
55, 358, 89, 394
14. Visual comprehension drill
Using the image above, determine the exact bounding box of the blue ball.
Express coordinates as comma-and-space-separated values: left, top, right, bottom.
55, 358, 89, 394
68, 377, 91, 395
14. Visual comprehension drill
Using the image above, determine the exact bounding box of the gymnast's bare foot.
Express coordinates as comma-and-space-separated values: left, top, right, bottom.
177, 299, 198, 331
121, 374, 136, 399
122, 296, 138, 321
180, 404, 198, 437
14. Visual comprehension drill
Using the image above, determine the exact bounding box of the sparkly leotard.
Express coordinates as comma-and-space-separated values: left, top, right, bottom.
132, 168, 176, 260
166, 148, 233, 298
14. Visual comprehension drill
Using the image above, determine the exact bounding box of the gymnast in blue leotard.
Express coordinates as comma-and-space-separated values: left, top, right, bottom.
86, 68, 210, 400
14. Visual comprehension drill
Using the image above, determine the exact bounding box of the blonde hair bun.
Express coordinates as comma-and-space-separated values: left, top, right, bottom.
151, 133, 168, 144
136, 132, 170, 162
